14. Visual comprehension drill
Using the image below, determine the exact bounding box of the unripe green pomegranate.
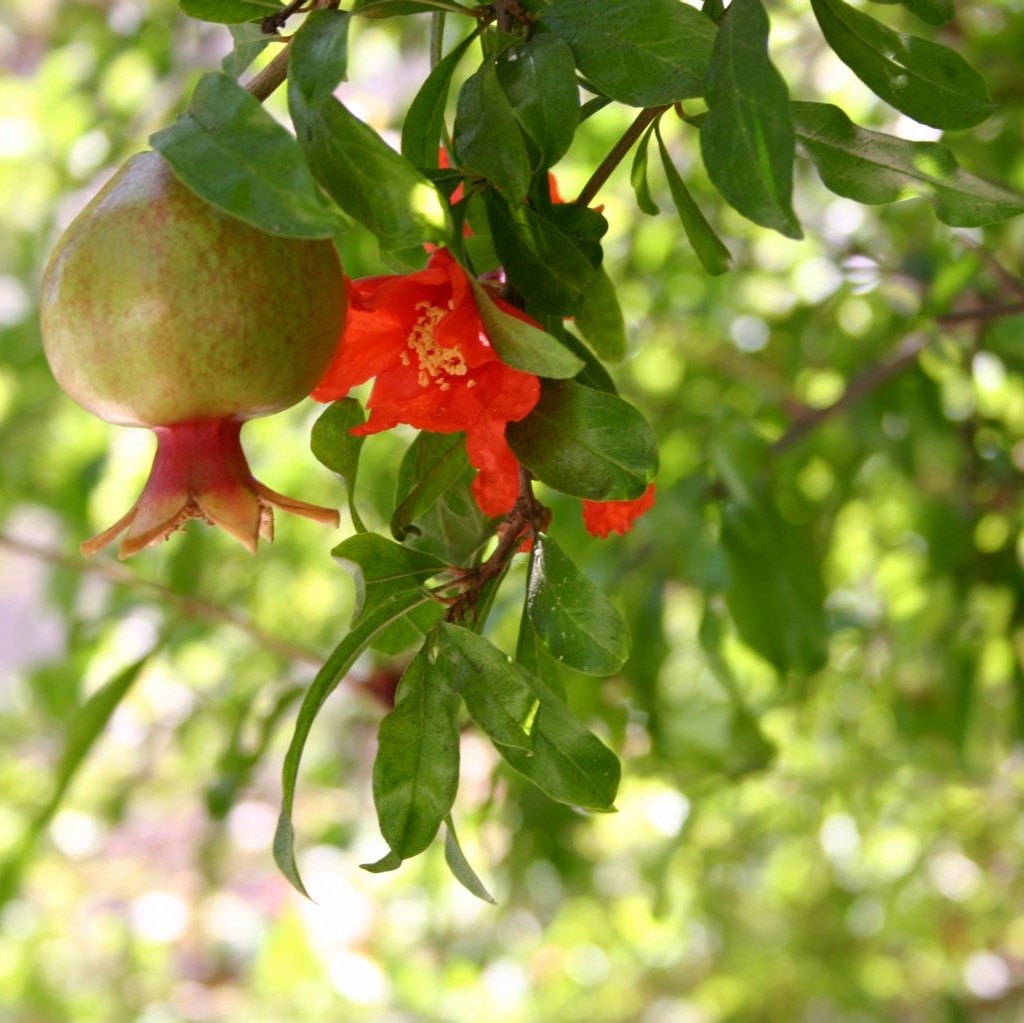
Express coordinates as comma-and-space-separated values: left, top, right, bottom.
40, 151, 347, 558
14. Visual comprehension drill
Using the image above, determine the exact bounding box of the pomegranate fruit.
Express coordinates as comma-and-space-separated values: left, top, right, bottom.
40, 151, 346, 558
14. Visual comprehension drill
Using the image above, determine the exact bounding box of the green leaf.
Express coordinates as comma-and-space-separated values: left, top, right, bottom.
221, 23, 271, 78
402, 32, 477, 168
372, 646, 461, 860
180, 0, 280, 25
205, 685, 304, 820
454, 62, 531, 202
150, 72, 347, 238
0, 654, 153, 907
866, 0, 953, 24
484, 191, 595, 315
289, 86, 449, 250
810, 0, 994, 130
352, 0, 441, 15
467, 277, 584, 378
516, 607, 567, 701
289, 8, 351, 107
656, 126, 733, 276
714, 425, 828, 675
444, 817, 497, 904
371, 601, 445, 657
527, 534, 630, 676
360, 849, 404, 873
436, 623, 538, 751
334, 534, 447, 627
540, 0, 716, 106
574, 266, 627, 362
392, 431, 470, 541
630, 123, 660, 215
700, 0, 801, 238
402, 464, 492, 565
497, 669, 620, 811
507, 380, 658, 501
274, 538, 445, 895
793, 102, 1024, 227
495, 34, 580, 170
311, 399, 367, 533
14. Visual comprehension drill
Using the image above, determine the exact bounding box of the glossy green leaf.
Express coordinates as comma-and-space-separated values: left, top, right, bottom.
700, 0, 801, 238
496, 34, 579, 170
402, 32, 476, 168
221, 24, 270, 78
468, 277, 584, 378
151, 73, 347, 238
289, 86, 449, 250
454, 62, 531, 202
334, 534, 447, 627
372, 647, 461, 860
656, 126, 733, 276
288, 8, 351, 107
444, 817, 497, 904
0, 654, 153, 907
497, 669, 620, 811
402, 464, 492, 565
311, 399, 367, 533
545, 202, 609, 266
392, 432, 470, 541
541, 0, 716, 106
574, 266, 627, 362
274, 538, 445, 895
527, 534, 630, 676
866, 0, 952, 24
793, 102, 1024, 227
351, 0, 440, 15
484, 191, 595, 315
180, 0, 280, 24
630, 123, 660, 215
507, 379, 659, 501
810, 0, 993, 129
437, 623, 538, 752
360, 849, 404, 873
516, 607, 567, 701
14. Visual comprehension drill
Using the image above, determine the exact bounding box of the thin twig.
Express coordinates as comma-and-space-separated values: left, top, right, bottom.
959, 238, 1024, 301
772, 334, 931, 455
445, 468, 547, 623
245, 42, 293, 102
0, 531, 322, 667
262, 0, 310, 34
937, 300, 1024, 324
575, 106, 669, 208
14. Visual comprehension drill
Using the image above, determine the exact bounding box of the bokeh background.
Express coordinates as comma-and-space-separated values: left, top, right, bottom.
4, 1, 1024, 1020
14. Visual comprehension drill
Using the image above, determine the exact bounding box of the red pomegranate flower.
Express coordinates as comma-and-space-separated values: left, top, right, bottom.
581, 484, 656, 538
313, 248, 541, 517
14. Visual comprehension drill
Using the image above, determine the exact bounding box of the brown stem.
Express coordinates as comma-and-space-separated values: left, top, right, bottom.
0, 531, 322, 667
936, 300, 1024, 324
445, 468, 547, 623
958, 239, 1024, 301
245, 42, 293, 102
772, 333, 930, 455
262, 0, 310, 34
575, 106, 669, 208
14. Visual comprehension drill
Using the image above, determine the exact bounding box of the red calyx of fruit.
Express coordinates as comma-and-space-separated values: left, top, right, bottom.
82, 418, 339, 558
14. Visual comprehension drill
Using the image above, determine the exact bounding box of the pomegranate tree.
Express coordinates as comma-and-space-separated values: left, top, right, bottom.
40, 150, 346, 558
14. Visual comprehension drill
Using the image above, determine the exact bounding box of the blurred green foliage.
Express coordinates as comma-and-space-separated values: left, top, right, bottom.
3, 1, 1024, 1021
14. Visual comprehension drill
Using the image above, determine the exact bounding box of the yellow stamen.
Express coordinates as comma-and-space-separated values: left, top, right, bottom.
407, 299, 467, 388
